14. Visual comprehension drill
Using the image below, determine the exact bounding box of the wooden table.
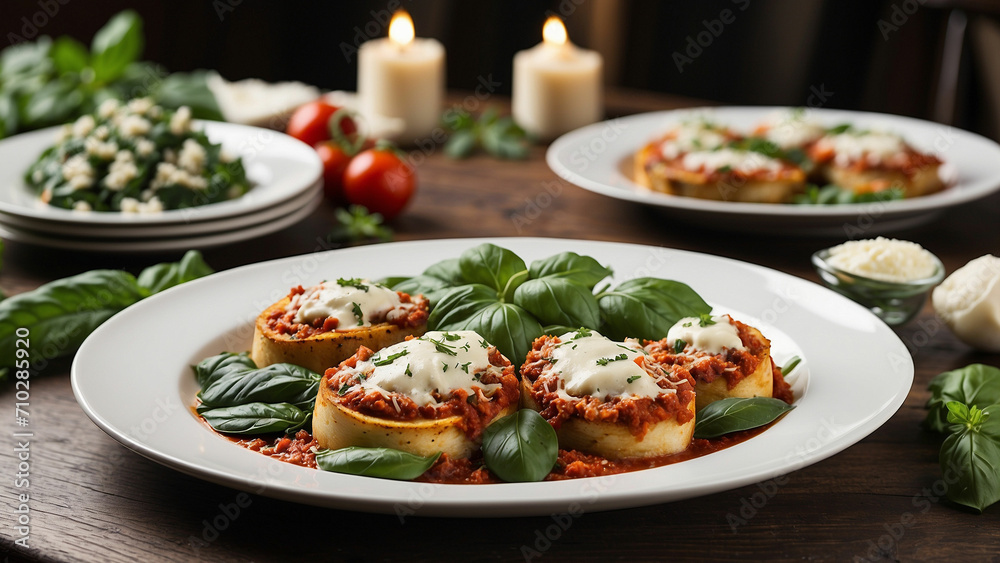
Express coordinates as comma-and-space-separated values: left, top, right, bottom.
2, 90, 999, 562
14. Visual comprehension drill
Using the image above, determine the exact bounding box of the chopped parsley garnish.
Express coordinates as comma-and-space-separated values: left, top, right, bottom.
472, 373, 482, 382
827, 123, 852, 135
717, 165, 732, 173
673, 339, 686, 354
698, 314, 716, 327
479, 339, 489, 349
572, 328, 593, 340
337, 278, 369, 291
467, 394, 478, 405
405, 364, 413, 377
338, 383, 352, 396
683, 321, 693, 327
423, 337, 458, 356
460, 362, 471, 373
461, 343, 471, 352
627, 375, 641, 384
596, 353, 628, 366
442, 332, 462, 341
373, 350, 409, 366
351, 302, 364, 324
442, 362, 449, 372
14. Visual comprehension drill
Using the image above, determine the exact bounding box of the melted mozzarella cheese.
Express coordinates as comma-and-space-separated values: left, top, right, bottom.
546, 331, 664, 401
288, 280, 402, 328
681, 148, 783, 173
817, 131, 905, 167
761, 113, 825, 149
659, 121, 728, 159
352, 330, 500, 406
667, 315, 745, 355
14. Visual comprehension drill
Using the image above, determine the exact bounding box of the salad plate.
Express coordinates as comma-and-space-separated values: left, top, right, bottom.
72, 237, 912, 516
0, 121, 321, 228
547, 107, 1000, 235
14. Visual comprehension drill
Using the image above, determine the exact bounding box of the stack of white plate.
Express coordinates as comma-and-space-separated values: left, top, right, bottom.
0, 122, 323, 252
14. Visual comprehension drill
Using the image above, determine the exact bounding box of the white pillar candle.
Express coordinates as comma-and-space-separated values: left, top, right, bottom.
358, 10, 445, 144
512, 17, 603, 141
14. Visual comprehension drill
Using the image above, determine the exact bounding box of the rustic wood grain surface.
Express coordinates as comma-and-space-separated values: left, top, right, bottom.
1, 90, 999, 563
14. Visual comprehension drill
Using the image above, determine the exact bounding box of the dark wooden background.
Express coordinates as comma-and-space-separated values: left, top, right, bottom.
0, 90, 998, 562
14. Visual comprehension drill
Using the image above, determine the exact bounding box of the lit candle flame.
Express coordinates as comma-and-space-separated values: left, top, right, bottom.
389, 10, 415, 47
542, 16, 567, 46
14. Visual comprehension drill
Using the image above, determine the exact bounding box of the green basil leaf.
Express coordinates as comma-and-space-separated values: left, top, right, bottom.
444, 128, 477, 159
529, 252, 613, 289
542, 325, 578, 337
200, 402, 310, 435
423, 258, 466, 285
428, 284, 499, 330
50, 37, 89, 73
940, 403, 1000, 513
90, 10, 143, 83
782, 356, 802, 376
598, 278, 711, 340
197, 363, 321, 411
154, 70, 224, 121
0, 270, 146, 371
392, 275, 453, 307
460, 302, 542, 365
137, 250, 214, 295
193, 352, 257, 388
459, 243, 527, 295
513, 277, 600, 329
315, 446, 440, 480
482, 409, 558, 482
694, 397, 795, 439
378, 276, 410, 288
925, 364, 1000, 433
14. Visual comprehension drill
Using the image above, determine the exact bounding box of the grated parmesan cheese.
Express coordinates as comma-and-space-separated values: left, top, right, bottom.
826, 237, 938, 283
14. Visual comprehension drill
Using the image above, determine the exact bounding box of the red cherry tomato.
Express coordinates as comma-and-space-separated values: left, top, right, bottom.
286, 101, 357, 147
342, 148, 416, 220
315, 141, 353, 201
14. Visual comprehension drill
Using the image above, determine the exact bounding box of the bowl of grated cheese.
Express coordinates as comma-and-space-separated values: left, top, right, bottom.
812, 237, 945, 326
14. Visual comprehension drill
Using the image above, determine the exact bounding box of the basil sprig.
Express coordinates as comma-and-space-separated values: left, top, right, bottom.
316, 447, 441, 480
693, 397, 795, 439
482, 409, 558, 482
0, 250, 212, 380
391, 244, 711, 365
925, 364, 1000, 512
194, 352, 321, 435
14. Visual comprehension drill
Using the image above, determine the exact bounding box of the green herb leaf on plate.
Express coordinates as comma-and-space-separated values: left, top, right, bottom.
137, 250, 214, 295
458, 243, 527, 296
528, 251, 612, 290
316, 446, 441, 480
482, 409, 558, 482
513, 277, 600, 329
598, 277, 711, 341
197, 363, 322, 411
90, 10, 143, 83
200, 402, 311, 435
193, 351, 257, 388
694, 397, 795, 439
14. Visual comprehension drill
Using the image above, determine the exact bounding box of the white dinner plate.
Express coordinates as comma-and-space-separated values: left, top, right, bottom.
547, 107, 1000, 235
0, 181, 321, 239
0, 121, 321, 227
72, 238, 912, 516
0, 189, 322, 252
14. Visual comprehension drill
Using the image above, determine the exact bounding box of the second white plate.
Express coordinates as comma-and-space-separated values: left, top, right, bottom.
547, 107, 1000, 235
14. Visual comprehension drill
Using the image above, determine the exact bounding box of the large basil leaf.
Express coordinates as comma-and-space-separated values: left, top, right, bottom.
154, 70, 224, 121
529, 252, 612, 290
392, 275, 453, 307
0, 270, 146, 371
200, 402, 311, 435
50, 37, 89, 74
197, 363, 321, 411
482, 409, 558, 482
460, 302, 542, 365
459, 244, 527, 298
940, 402, 1000, 513
137, 250, 214, 295
926, 364, 1000, 433
598, 278, 711, 340
90, 10, 143, 83
513, 277, 600, 329
427, 284, 499, 330
316, 447, 440, 480
423, 257, 466, 286
694, 397, 795, 439
193, 351, 257, 388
